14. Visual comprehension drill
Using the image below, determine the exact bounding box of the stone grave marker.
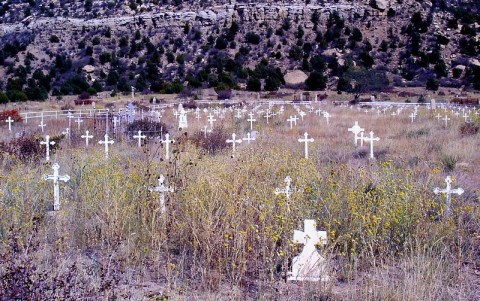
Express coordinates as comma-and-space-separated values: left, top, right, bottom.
348, 121, 364, 146
5, 116, 13, 132
99, 134, 114, 159
81, 130, 93, 147
298, 132, 314, 159
247, 112, 256, 131
242, 132, 256, 144
149, 174, 174, 213
226, 133, 242, 156
434, 176, 464, 217
43, 163, 70, 211
40, 135, 55, 161
161, 133, 175, 160
288, 219, 329, 282
363, 131, 380, 160
133, 130, 146, 147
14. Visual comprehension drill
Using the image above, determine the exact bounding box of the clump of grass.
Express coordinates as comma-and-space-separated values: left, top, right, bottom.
459, 122, 479, 137
440, 154, 459, 172
0, 135, 61, 162
406, 127, 430, 139
125, 119, 168, 138
191, 127, 229, 155
0, 223, 120, 299
352, 148, 368, 159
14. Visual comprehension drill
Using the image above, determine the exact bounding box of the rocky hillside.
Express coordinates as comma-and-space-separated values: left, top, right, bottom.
0, 0, 479, 102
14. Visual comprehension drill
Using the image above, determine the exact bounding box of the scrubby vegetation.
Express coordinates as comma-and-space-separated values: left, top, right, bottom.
0, 103, 478, 299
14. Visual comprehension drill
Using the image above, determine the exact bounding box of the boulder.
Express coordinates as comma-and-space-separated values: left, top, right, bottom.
284, 70, 308, 87
469, 59, 480, 67
371, 0, 388, 11
82, 65, 95, 73
197, 10, 217, 23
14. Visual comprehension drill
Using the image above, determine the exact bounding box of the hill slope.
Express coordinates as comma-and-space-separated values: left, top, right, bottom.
0, 0, 479, 101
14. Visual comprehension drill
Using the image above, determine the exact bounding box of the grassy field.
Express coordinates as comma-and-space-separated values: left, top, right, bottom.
0, 101, 479, 300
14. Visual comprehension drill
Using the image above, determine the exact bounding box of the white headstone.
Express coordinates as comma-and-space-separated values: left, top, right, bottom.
434, 176, 464, 217
40, 135, 55, 161
287, 116, 298, 129
363, 131, 380, 160
207, 113, 216, 129
98, 134, 114, 159
275, 176, 294, 200
348, 121, 364, 146
5, 116, 13, 132
38, 115, 46, 132
298, 132, 314, 159
226, 133, 242, 156
247, 112, 256, 131
178, 105, 188, 129
242, 132, 256, 144
443, 115, 450, 127
288, 219, 329, 282
161, 133, 175, 160
133, 130, 146, 147
81, 130, 93, 147
43, 163, 70, 211
149, 174, 174, 213
75, 116, 84, 130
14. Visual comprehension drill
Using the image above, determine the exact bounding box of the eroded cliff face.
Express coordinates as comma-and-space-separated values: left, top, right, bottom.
1, 2, 381, 36
0, 0, 479, 98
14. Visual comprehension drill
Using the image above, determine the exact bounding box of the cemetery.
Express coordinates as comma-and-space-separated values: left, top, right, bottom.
0, 96, 479, 300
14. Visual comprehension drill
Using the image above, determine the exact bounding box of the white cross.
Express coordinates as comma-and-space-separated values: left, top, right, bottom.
348, 121, 364, 146
113, 116, 119, 132
298, 132, 314, 159
149, 174, 174, 213
207, 113, 216, 129
247, 112, 256, 130
287, 116, 298, 129
409, 113, 416, 123
40, 135, 55, 161
81, 130, 93, 147
62, 128, 70, 140
161, 133, 175, 160
435, 113, 442, 122
195, 108, 201, 120
173, 110, 179, 120
98, 134, 114, 159
133, 130, 146, 147
299, 111, 306, 121
235, 109, 243, 119
288, 219, 328, 282
443, 115, 450, 127
463, 113, 469, 123
363, 131, 380, 160
242, 132, 256, 144
226, 133, 242, 156
323, 112, 331, 125
264, 111, 272, 124
275, 176, 294, 200
75, 116, 84, 130
38, 116, 46, 132
43, 163, 70, 211
5, 116, 13, 131
434, 176, 464, 217
202, 125, 211, 138
67, 112, 74, 130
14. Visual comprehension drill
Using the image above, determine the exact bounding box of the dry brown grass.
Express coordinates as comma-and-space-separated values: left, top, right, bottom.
0, 102, 478, 300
